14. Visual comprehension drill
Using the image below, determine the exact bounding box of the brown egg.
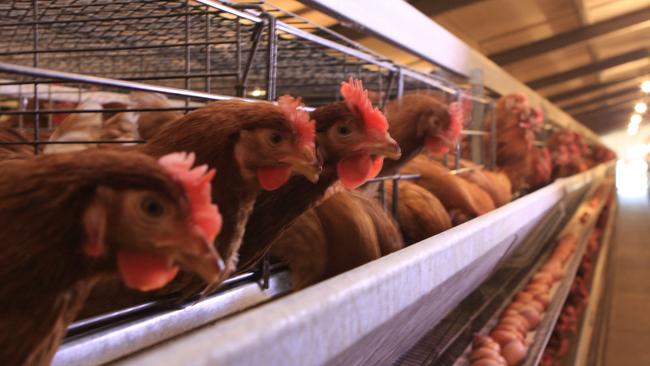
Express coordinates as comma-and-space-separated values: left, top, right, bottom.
526, 299, 545, 313
518, 306, 541, 329
531, 272, 554, 285
535, 293, 551, 308
491, 330, 521, 346
495, 324, 526, 338
474, 335, 496, 348
506, 301, 526, 312
526, 283, 549, 295
501, 309, 520, 319
501, 340, 527, 366
501, 314, 531, 330
470, 347, 502, 361
515, 292, 534, 302
471, 359, 503, 366
541, 262, 564, 280
498, 318, 528, 334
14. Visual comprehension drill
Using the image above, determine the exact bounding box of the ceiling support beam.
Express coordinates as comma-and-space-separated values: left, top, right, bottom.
319, 0, 486, 41
548, 71, 649, 102
527, 49, 649, 89
572, 95, 641, 118
406, 0, 486, 17
576, 105, 637, 133
565, 86, 641, 111
489, 6, 650, 65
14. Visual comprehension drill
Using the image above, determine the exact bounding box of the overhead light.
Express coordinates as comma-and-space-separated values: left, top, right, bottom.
635, 102, 648, 114
628, 123, 639, 136
249, 88, 266, 97
642, 80, 650, 93
630, 114, 643, 125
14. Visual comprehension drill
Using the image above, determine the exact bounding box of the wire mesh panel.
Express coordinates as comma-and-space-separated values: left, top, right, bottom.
0, 1, 504, 355
0, 1, 275, 95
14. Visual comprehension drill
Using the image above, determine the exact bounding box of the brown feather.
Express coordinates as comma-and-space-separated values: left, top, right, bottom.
402, 155, 495, 220
0, 150, 188, 365
0, 127, 34, 161
237, 101, 368, 271
384, 180, 451, 244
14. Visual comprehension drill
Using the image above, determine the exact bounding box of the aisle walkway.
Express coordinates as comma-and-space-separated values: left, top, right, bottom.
603, 192, 650, 365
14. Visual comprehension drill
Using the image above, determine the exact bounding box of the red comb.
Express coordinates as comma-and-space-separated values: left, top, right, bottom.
340, 78, 388, 134
278, 95, 315, 147
158, 152, 222, 243
446, 101, 464, 144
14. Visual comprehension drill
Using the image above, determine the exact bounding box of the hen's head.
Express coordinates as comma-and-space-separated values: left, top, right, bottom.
234, 96, 321, 191
81, 152, 224, 291
312, 78, 401, 189
423, 98, 464, 155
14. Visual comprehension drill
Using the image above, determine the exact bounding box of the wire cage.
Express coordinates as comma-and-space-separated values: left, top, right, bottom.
0, 1, 507, 362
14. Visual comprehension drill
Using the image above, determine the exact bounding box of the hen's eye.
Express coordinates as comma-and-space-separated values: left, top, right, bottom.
269, 132, 283, 145
140, 196, 164, 217
337, 125, 352, 136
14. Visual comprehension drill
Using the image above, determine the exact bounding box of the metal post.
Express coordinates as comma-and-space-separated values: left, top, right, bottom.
32, 0, 40, 154
490, 103, 497, 169
380, 69, 395, 110
235, 20, 242, 97
469, 69, 485, 165
47, 84, 52, 130
237, 22, 264, 97
396, 67, 404, 98
18, 86, 24, 130
205, 9, 212, 93
265, 15, 277, 101
184, 0, 191, 108
378, 180, 386, 210
391, 177, 400, 221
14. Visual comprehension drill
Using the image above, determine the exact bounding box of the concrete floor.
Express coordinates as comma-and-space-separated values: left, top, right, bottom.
603, 193, 650, 365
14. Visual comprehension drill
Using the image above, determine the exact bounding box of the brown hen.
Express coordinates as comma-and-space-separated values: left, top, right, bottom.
236, 79, 401, 272
80, 97, 320, 317
0, 150, 223, 365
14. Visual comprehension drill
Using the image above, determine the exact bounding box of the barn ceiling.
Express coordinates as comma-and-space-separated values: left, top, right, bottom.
238, 0, 650, 135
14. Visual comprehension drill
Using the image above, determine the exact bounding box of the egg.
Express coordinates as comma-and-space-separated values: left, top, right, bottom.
495, 324, 526, 338
531, 272, 554, 285
527, 299, 545, 313
501, 340, 527, 365
518, 305, 541, 329
515, 292, 534, 302
491, 330, 521, 346
470, 347, 502, 361
501, 309, 520, 318
498, 318, 528, 334
526, 283, 549, 295
473, 335, 501, 352
471, 359, 503, 366
501, 314, 531, 330
506, 301, 526, 312
474, 335, 495, 348
541, 262, 564, 280
535, 293, 551, 308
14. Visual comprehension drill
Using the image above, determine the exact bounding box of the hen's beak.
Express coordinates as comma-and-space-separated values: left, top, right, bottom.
282, 145, 322, 183
163, 230, 225, 285
360, 135, 402, 160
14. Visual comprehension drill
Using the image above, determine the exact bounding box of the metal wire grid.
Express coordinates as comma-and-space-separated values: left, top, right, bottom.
0, 1, 451, 100
0, 0, 508, 353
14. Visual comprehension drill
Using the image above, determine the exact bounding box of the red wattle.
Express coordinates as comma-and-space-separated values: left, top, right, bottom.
426, 136, 450, 154
117, 251, 179, 291
367, 156, 385, 179
337, 153, 373, 189
256, 166, 292, 191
